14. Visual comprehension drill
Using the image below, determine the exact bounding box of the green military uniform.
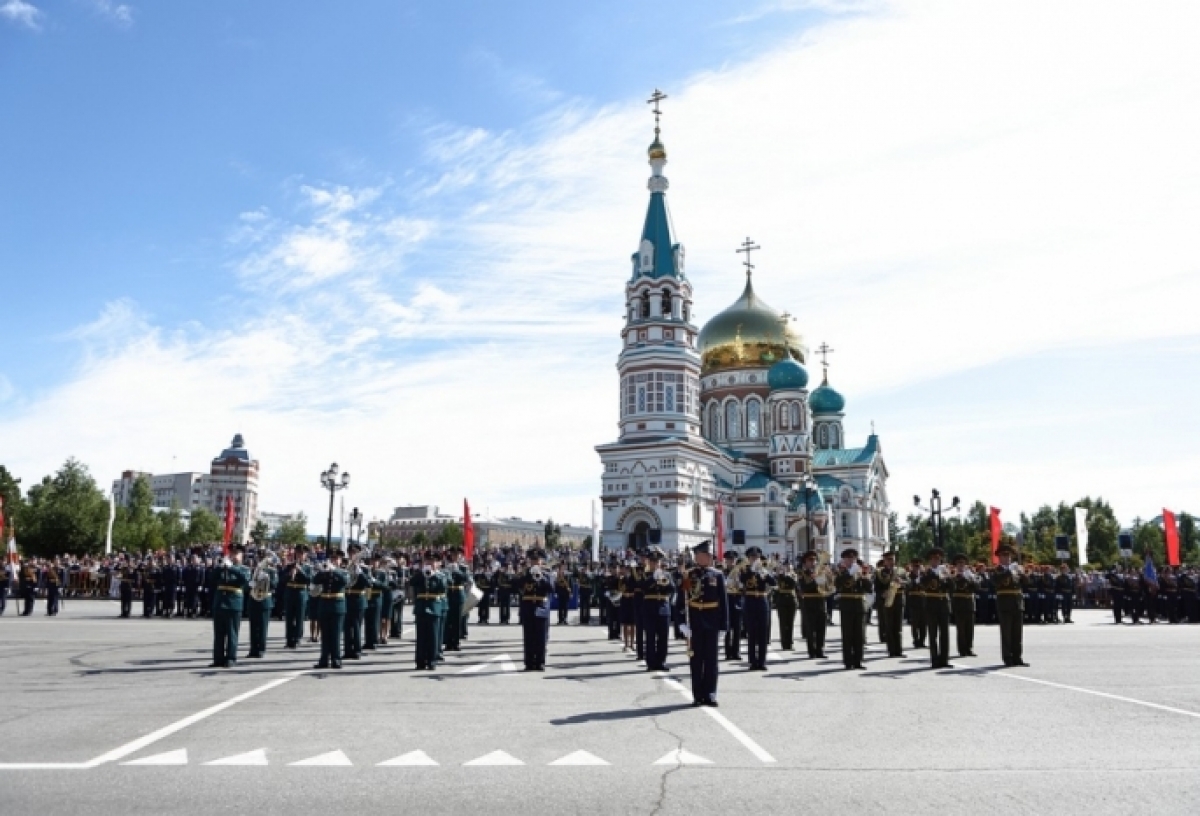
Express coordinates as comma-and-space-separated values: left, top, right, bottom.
444, 561, 470, 650
412, 567, 448, 670
364, 566, 386, 650
208, 561, 251, 668
873, 560, 906, 657
992, 547, 1028, 666
906, 564, 926, 648
245, 561, 277, 658
834, 556, 870, 670
344, 566, 371, 660
774, 571, 799, 651
283, 560, 312, 648
920, 557, 951, 669
950, 558, 978, 657
798, 561, 828, 658
311, 562, 350, 669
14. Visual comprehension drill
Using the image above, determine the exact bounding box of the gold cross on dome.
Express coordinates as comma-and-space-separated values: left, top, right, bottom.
816, 342, 835, 377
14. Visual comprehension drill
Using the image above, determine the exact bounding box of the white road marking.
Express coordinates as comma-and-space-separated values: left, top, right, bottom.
289, 750, 352, 766
458, 654, 518, 674
549, 750, 610, 766
204, 748, 268, 766
377, 750, 439, 767
87, 671, 308, 767
654, 749, 712, 766
662, 678, 777, 764
122, 749, 188, 766
463, 750, 524, 766
955, 663, 1200, 719
0, 762, 91, 770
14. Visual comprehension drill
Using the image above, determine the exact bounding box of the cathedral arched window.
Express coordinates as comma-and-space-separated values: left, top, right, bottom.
791, 403, 802, 430
726, 401, 742, 440
641, 296, 650, 319
661, 290, 672, 318
818, 425, 828, 448
780, 405, 790, 431
746, 400, 761, 439
831, 426, 841, 449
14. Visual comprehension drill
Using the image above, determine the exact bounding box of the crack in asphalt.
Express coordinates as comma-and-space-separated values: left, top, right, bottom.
637, 687, 685, 816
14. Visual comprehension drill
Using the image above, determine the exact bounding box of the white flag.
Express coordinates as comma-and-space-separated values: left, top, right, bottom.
591, 500, 599, 563
105, 491, 116, 555
1075, 506, 1089, 565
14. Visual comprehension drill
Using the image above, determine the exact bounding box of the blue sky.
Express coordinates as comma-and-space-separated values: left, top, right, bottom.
2, 0, 1198, 530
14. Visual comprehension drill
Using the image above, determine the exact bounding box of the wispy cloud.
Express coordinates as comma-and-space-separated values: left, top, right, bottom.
89, 0, 132, 27
1, 0, 42, 29
2, 0, 1198, 527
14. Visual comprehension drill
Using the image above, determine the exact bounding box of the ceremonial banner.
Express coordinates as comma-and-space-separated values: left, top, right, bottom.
1143, 551, 1158, 584
222, 494, 235, 556
463, 498, 475, 561
591, 500, 599, 563
105, 491, 116, 555
715, 499, 726, 560
1163, 509, 1180, 567
1075, 506, 1089, 565
989, 506, 1002, 564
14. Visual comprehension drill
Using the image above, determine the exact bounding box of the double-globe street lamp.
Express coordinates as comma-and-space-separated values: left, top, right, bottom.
913, 489, 959, 554
788, 474, 818, 563
320, 463, 351, 555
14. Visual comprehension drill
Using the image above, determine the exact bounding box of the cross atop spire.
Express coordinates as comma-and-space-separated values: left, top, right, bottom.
647, 89, 668, 138
816, 341, 835, 379
736, 237, 760, 277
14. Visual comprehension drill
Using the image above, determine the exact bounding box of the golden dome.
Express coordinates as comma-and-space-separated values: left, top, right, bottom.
698, 276, 804, 375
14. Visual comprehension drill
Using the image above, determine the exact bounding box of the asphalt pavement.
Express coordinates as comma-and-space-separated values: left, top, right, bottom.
1, 603, 1198, 815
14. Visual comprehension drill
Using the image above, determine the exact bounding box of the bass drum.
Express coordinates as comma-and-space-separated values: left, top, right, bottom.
463, 585, 483, 617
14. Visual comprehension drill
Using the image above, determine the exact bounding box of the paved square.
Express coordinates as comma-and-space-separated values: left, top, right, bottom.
1, 606, 1198, 815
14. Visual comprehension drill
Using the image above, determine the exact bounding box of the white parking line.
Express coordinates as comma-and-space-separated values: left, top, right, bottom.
952, 663, 1200, 719
661, 678, 777, 764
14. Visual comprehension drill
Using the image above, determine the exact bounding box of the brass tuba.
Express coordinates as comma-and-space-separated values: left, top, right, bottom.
250, 552, 281, 602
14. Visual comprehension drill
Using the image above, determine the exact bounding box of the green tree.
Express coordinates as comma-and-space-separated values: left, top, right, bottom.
897, 513, 933, 564
1178, 512, 1197, 564
276, 514, 308, 549
1073, 497, 1120, 566
1133, 518, 1164, 566
186, 507, 223, 547
435, 522, 463, 550
112, 474, 161, 553
249, 519, 269, 549
21, 458, 108, 556
159, 505, 188, 551
409, 531, 428, 552
0, 464, 25, 535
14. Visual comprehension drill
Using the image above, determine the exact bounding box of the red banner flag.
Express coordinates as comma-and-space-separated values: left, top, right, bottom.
715, 499, 726, 560
989, 507, 1002, 565
222, 495, 235, 556
463, 498, 475, 561
1164, 509, 1180, 567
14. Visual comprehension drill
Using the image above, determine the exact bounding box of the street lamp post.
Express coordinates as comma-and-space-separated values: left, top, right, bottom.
913, 489, 959, 554
320, 463, 351, 555
790, 475, 818, 563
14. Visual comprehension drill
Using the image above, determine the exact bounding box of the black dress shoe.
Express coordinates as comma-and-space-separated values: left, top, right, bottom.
1015, 661, 1030, 667
207, 663, 223, 669
703, 700, 719, 708
313, 663, 329, 669
691, 701, 702, 708
331, 663, 343, 669
247, 653, 262, 659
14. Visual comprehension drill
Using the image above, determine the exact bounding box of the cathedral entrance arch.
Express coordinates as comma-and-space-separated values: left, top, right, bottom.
616, 505, 662, 551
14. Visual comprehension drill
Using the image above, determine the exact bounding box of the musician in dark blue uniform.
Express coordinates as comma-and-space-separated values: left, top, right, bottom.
640, 548, 675, 671
518, 549, 553, 671
739, 546, 776, 671
682, 541, 728, 707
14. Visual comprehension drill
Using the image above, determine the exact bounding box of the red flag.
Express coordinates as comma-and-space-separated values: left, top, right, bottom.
463, 498, 475, 561
1164, 509, 1180, 567
715, 499, 726, 560
222, 495, 235, 556
989, 507, 1002, 565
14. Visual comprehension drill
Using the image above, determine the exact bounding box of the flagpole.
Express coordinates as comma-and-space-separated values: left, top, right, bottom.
591, 500, 599, 563
105, 490, 116, 555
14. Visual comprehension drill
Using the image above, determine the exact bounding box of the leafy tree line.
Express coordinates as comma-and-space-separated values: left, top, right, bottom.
0, 459, 307, 557
891, 497, 1197, 568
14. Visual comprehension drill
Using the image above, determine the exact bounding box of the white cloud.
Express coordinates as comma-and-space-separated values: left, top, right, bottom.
89, 0, 133, 27
2, 0, 1198, 530
1, 0, 42, 29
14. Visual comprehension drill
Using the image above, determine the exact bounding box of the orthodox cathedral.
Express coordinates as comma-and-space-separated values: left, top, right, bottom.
595, 102, 891, 561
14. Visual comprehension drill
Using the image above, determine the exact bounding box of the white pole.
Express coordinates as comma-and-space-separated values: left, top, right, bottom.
105, 491, 115, 555
591, 500, 599, 562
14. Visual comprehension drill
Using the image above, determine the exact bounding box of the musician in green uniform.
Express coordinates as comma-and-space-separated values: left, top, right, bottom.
873, 550, 907, 658
920, 548, 951, 669
992, 544, 1029, 667
906, 558, 926, 649
411, 555, 448, 670
208, 545, 251, 669
444, 549, 470, 651
343, 545, 371, 661
245, 550, 277, 659
283, 545, 312, 649
774, 564, 800, 651
364, 554, 385, 651
950, 553, 979, 657
311, 550, 350, 670
834, 548, 870, 670
798, 551, 828, 659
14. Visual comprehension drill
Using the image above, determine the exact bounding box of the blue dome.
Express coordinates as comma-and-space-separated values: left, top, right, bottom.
767, 356, 809, 390
810, 379, 846, 414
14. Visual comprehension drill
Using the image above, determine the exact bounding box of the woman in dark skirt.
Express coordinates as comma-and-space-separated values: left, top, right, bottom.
307, 590, 321, 643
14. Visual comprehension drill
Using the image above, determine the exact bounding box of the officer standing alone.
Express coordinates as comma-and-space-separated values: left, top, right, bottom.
681, 541, 728, 707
